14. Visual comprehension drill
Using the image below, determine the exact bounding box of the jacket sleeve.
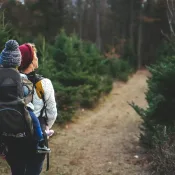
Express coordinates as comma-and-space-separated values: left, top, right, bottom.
41, 78, 58, 129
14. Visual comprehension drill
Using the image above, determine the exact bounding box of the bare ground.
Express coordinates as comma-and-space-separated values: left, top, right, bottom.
0, 70, 149, 175
43, 70, 149, 175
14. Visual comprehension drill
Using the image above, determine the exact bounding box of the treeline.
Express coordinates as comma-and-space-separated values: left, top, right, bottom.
0, 0, 169, 68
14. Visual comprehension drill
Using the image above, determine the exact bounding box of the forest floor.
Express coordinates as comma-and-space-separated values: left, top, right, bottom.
0, 70, 150, 175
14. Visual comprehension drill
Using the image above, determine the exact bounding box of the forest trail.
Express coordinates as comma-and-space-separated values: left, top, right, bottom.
42, 70, 149, 175
0, 70, 149, 175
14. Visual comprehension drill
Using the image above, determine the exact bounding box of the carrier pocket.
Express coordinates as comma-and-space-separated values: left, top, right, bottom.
0, 103, 26, 134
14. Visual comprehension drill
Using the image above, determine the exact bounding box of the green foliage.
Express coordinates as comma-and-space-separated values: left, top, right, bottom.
130, 44, 175, 173
34, 35, 57, 80
131, 55, 175, 148
122, 42, 137, 69
50, 30, 114, 122
107, 58, 133, 82
34, 30, 132, 122
53, 30, 105, 74
0, 10, 28, 51
0, 11, 11, 51
156, 40, 175, 61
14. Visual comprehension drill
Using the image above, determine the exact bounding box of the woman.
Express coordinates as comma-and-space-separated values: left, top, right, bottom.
19, 43, 57, 133
5, 42, 57, 175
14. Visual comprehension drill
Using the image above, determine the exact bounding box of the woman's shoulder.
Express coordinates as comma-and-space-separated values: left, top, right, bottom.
41, 77, 52, 85
35, 74, 51, 84
40, 78, 53, 92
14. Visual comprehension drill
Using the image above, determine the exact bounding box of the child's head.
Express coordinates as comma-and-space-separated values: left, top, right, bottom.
0, 40, 21, 68
19, 43, 38, 72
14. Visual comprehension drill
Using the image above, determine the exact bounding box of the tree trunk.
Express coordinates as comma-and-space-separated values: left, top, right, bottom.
137, 5, 143, 69
77, 0, 84, 39
129, 0, 134, 53
95, 0, 101, 50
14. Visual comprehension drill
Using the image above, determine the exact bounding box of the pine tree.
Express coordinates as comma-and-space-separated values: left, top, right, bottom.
130, 52, 175, 148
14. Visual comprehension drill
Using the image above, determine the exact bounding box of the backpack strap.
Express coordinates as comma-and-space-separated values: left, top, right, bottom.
27, 72, 49, 171
38, 116, 50, 171
27, 72, 47, 120
29, 73, 50, 171
34, 76, 48, 122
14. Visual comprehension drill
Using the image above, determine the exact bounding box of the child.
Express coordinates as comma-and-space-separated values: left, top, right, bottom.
24, 83, 55, 138
22, 75, 51, 153
0, 40, 50, 154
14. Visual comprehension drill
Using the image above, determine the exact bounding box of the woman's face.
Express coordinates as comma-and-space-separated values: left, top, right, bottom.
32, 51, 38, 70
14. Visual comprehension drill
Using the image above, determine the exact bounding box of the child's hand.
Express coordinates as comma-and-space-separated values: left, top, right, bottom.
45, 125, 49, 131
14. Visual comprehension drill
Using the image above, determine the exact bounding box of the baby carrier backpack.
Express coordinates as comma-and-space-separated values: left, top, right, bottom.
0, 68, 34, 138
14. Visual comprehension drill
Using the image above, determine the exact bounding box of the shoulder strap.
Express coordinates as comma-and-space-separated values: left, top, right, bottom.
34, 75, 49, 171
34, 76, 48, 120
33, 74, 44, 99
22, 78, 34, 104
27, 72, 50, 171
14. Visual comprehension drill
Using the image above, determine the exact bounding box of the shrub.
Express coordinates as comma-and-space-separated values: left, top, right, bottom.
122, 42, 137, 68
156, 40, 175, 61
130, 52, 175, 174
34, 35, 57, 80
107, 58, 133, 81
50, 30, 114, 122
131, 55, 175, 147
0, 11, 11, 50
151, 127, 175, 175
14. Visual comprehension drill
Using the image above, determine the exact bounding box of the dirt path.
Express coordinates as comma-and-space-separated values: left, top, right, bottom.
0, 70, 149, 175
42, 70, 149, 175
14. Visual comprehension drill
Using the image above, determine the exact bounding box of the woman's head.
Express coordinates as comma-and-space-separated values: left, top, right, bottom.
0, 40, 21, 68
19, 43, 38, 73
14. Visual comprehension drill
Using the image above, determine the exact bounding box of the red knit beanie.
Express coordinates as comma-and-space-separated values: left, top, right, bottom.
19, 44, 33, 70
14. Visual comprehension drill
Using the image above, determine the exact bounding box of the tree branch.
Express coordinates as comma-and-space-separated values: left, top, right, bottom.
166, 0, 175, 37
161, 29, 172, 41
167, 0, 173, 17
172, 0, 175, 12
